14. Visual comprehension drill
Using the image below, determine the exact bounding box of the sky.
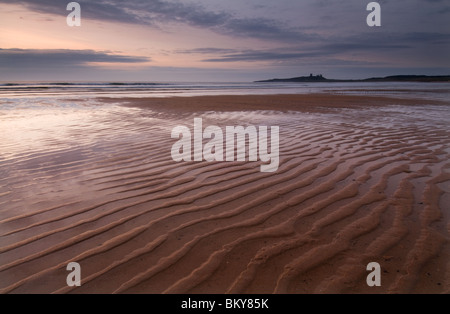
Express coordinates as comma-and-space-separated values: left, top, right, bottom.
0, 0, 449, 82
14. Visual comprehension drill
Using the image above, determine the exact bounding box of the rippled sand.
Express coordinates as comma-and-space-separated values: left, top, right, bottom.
0, 94, 449, 293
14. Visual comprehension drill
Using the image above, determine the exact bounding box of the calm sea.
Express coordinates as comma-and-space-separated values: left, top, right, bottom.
0, 81, 449, 101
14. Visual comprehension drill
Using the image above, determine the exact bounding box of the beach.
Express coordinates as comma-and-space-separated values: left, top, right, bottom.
0, 93, 449, 294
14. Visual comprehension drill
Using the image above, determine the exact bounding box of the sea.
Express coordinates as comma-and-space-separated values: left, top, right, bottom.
0, 81, 449, 101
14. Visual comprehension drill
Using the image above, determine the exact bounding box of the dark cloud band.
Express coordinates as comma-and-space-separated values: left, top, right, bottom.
0, 0, 313, 42
0, 49, 150, 68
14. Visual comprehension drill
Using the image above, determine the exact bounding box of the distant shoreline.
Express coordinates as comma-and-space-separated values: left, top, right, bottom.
255, 75, 450, 83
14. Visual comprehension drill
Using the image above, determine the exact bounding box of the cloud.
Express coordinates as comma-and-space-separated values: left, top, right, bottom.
197, 28, 450, 63
5, 0, 448, 45
198, 33, 450, 66
218, 17, 314, 42
0, 49, 150, 68
1, 0, 145, 24
199, 43, 410, 63
175, 48, 238, 55
202, 50, 319, 63
1, 0, 314, 42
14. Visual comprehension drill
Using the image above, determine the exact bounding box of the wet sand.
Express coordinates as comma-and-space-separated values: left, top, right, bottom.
0, 94, 449, 293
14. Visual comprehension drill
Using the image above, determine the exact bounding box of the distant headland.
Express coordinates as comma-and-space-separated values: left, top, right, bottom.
255, 74, 450, 83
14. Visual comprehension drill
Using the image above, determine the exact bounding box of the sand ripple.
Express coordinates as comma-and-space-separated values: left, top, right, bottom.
0, 95, 449, 293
